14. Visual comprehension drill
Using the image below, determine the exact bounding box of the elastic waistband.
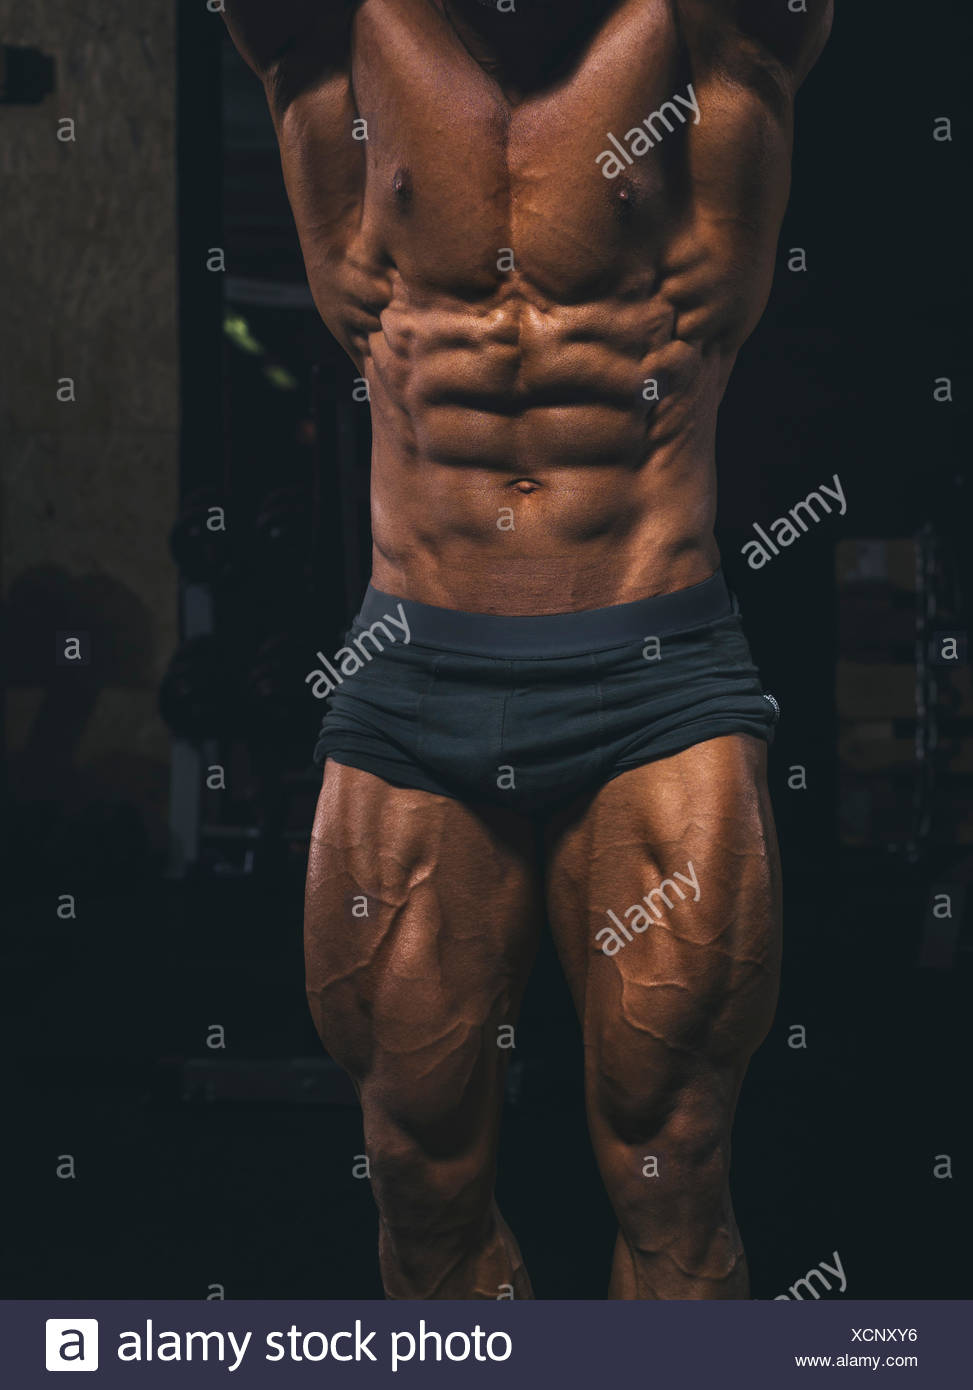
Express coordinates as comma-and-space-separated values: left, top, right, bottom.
355, 570, 732, 658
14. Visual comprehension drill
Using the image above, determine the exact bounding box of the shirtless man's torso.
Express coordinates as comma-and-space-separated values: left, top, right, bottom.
224, 0, 832, 1299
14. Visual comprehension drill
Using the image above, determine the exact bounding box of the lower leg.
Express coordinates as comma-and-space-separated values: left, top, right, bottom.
379, 1195, 532, 1299
596, 1094, 749, 1299
368, 1127, 533, 1299
606, 1180, 748, 1299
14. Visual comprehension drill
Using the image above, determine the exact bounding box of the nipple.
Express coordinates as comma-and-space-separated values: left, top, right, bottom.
392, 167, 413, 205
614, 177, 636, 219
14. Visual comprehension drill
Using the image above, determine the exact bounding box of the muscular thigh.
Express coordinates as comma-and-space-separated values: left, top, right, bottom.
304, 761, 543, 1138
544, 736, 781, 1125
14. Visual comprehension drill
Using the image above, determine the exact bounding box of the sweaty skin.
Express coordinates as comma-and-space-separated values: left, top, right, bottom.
224, 0, 831, 1298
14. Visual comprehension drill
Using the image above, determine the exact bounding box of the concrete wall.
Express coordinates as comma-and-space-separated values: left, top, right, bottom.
1, 0, 178, 853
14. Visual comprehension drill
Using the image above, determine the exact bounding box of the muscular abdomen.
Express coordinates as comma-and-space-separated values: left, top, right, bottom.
275, 0, 793, 610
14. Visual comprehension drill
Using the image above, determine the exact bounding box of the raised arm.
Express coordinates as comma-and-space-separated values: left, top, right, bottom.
222, 1, 357, 112
679, 0, 833, 92
221, 0, 319, 77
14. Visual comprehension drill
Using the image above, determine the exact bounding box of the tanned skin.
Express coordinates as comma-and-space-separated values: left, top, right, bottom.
224, 0, 832, 1298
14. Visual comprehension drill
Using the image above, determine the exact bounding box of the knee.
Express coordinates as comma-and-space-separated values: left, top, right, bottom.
588, 1015, 739, 1177
361, 1055, 497, 1235
365, 1114, 492, 1238
593, 1078, 731, 1211
650, 1102, 729, 1178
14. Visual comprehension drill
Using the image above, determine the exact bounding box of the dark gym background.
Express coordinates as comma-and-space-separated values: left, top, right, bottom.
4, 1, 970, 1299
